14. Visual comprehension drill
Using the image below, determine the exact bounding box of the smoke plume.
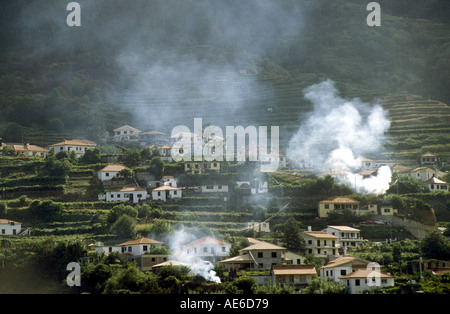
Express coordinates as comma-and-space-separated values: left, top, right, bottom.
166, 229, 221, 283
287, 80, 392, 195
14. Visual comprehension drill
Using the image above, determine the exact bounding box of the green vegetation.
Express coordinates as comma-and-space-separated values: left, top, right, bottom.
0, 0, 449, 296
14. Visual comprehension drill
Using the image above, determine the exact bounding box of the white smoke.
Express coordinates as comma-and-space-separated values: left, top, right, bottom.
166, 229, 221, 283
287, 80, 392, 195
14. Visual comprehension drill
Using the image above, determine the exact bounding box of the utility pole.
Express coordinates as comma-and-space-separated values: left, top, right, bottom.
418, 246, 423, 281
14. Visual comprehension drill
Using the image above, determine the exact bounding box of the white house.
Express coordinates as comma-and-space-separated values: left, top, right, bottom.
409, 167, 438, 182
423, 177, 449, 193
182, 236, 231, 262
161, 176, 177, 187
98, 186, 148, 203
320, 255, 372, 282
139, 131, 170, 147
97, 164, 129, 181
359, 157, 377, 170
96, 237, 164, 256
324, 226, 364, 250
236, 181, 268, 195
113, 125, 141, 142
340, 269, 394, 294
0, 219, 22, 235
201, 184, 228, 193
246, 221, 271, 233
152, 185, 182, 202
49, 139, 97, 157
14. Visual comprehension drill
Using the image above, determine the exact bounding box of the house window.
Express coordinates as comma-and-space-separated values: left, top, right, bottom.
203, 247, 208, 253
128, 246, 132, 252
271, 252, 277, 258
143, 245, 148, 251
308, 240, 312, 245
317, 240, 320, 246
355, 279, 360, 286
324, 204, 329, 209
340, 269, 346, 276
106, 173, 110, 177
222, 247, 226, 252
258, 252, 263, 258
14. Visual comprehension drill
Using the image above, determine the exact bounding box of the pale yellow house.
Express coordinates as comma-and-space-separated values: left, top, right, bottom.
184, 161, 221, 174
12, 144, 49, 157
318, 197, 360, 218
318, 197, 397, 217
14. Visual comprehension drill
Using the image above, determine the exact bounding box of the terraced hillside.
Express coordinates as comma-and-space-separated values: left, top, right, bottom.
381, 95, 450, 165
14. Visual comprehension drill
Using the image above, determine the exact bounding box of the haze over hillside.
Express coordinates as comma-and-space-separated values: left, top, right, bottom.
0, 0, 449, 155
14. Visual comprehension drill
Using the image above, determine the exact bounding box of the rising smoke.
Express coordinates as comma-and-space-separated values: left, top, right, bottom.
287, 80, 392, 195
165, 229, 221, 283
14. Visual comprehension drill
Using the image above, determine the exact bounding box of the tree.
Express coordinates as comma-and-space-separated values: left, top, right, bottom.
110, 214, 137, 239
106, 204, 138, 226
122, 149, 142, 167
229, 276, 257, 294
149, 156, 164, 180
149, 219, 174, 240
29, 200, 63, 221
283, 217, 306, 254
79, 148, 101, 164
302, 277, 349, 294
3, 122, 24, 143
103, 265, 162, 294
39, 156, 72, 178
420, 230, 450, 260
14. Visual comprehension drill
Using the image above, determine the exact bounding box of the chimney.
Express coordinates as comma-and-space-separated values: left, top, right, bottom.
307, 226, 312, 232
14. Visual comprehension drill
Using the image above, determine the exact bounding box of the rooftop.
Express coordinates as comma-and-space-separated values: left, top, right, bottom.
319, 197, 360, 204
117, 237, 163, 246
183, 236, 230, 247
98, 164, 129, 172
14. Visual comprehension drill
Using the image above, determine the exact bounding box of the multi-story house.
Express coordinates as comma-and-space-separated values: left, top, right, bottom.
184, 161, 221, 174
219, 240, 287, 271
113, 125, 141, 142
319, 255, 372, 282
139, 131, 170, 147
182, 236, 231, 263
302, 228, 339, 260
324, 226, 364, 251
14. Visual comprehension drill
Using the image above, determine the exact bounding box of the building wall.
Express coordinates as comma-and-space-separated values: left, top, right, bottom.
0, 223, 22, 235
345, 277, 394, 294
